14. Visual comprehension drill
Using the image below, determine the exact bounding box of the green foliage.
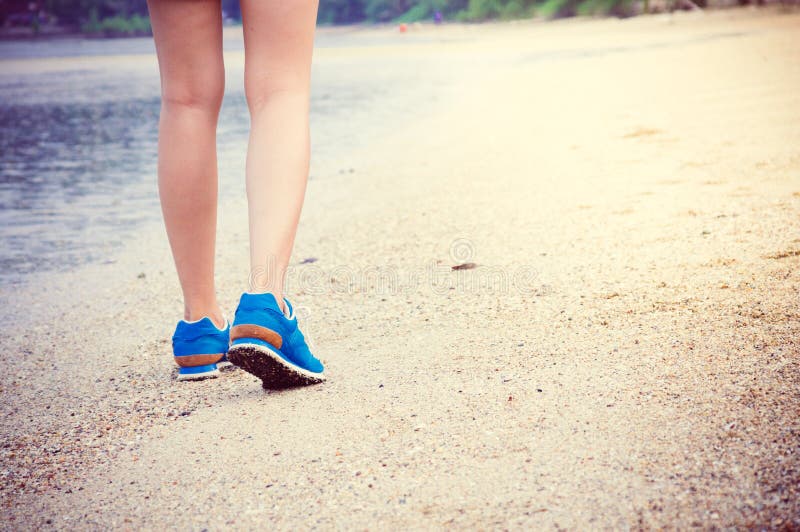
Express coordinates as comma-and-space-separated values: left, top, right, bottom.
42, 0, 148, 26
576, 0, 614, 15
535, 0, 574, 17
395, 0, 457, 21
364, 0, 415, 21
396, 2, 432, 22
18, 0, 645, 34
439, 0, 471, 16
460, 0, 502, 20
499, 0, 529, 19
318, 0, 366, 24
535, 0, 634, 17
82, 13, 151, 36
454, 0, 539, 21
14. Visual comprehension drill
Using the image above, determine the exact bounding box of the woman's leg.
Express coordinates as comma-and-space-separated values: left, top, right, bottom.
147, 0, 225, 326
240, 0, 319, 307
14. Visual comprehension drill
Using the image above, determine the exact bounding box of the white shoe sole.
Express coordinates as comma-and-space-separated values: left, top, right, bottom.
176, 368, 220, 381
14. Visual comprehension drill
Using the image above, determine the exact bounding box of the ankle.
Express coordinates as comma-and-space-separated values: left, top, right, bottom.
184, 305, 225, 329
246, 289, 286, 313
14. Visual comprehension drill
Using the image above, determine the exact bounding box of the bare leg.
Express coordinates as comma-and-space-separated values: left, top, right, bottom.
240, 0, 319, 307
147, 0, 225, 326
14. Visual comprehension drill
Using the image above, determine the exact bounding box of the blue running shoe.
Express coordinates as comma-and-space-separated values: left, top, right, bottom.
227, 293, 325, 389
172, 317, 230, 381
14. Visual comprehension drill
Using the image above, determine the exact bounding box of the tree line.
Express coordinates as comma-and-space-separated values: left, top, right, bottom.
3, 0, 778, 35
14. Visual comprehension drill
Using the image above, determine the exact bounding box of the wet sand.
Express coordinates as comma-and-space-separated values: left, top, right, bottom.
1, 7, 799, 528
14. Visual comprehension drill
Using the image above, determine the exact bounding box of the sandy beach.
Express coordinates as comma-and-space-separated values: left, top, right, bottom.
1, 7, 799, 528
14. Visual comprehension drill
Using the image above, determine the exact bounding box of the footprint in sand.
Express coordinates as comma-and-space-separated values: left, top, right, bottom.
622, 127, 663, 138
764, 250, 800, 260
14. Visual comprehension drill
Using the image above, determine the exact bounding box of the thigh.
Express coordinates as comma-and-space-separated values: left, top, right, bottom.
147, 0, 224, 103
239, 0, 319, 101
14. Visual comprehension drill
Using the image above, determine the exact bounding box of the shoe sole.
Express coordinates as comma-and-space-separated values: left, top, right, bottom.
227, 343, 325, 389
176, 367, 220, 381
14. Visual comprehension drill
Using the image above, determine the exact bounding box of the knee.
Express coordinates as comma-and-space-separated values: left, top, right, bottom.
162, 70, 225, 113
245, 70, 308, 113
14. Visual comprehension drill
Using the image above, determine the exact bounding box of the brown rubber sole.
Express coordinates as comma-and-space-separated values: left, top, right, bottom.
227, 343, 326, 390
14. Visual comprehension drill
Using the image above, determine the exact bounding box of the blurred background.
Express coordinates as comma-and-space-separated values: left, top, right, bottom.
1, 0, 795, 289
0, 0, 787, 35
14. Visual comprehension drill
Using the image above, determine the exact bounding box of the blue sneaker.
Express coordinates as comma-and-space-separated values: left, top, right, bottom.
227, 293, 325, 389
172, 317, 230, 381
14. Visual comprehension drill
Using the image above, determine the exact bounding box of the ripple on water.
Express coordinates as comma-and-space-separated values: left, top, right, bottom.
0, 34, 468, 286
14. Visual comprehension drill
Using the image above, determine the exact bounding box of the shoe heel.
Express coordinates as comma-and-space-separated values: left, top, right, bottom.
177, 363, 219, 381
230, 325, 282, 350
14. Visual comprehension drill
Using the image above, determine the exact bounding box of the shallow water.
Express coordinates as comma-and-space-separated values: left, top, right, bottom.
0, 31, 466, 285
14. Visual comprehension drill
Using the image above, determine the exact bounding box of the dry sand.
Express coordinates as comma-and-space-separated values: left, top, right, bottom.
1, 7, 799, 529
